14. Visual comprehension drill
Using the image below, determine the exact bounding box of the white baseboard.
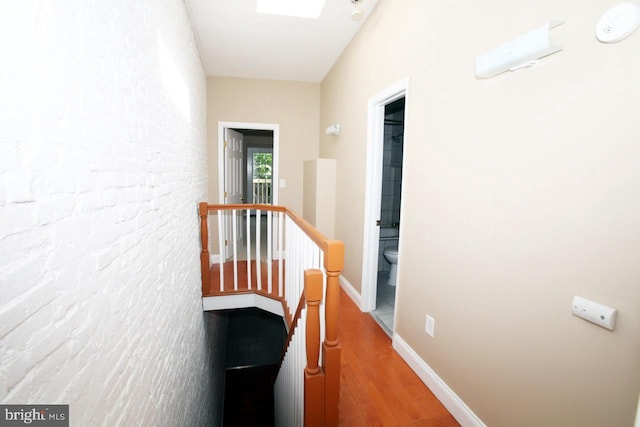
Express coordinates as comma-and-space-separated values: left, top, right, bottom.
339, 275, 362, 309
392, 334, 486, 427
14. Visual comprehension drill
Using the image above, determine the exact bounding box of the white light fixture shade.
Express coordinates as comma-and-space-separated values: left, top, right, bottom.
475, 21, 564, 79
595, 1, 640, 43
325, 124, 340, 136
351, 0, 365, 22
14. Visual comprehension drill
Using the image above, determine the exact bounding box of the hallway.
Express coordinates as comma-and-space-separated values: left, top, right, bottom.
338, 290, 459, 426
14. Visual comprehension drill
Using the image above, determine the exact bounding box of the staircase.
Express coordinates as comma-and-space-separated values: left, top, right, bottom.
224, 365, 278, 426
222, 307, 285, 426
198, 203, 344, 426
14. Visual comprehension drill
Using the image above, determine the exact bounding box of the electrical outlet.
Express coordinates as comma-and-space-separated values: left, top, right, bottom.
425, 315, 435, 337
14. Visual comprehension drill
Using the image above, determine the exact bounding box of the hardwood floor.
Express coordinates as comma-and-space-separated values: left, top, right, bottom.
338, 289, 460, 427
206, 260, 283, 297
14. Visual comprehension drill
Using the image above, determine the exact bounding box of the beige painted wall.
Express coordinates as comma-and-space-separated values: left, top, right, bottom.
320, 1, 640, 426
207, 77, 320, 214
303, 158, 337, 239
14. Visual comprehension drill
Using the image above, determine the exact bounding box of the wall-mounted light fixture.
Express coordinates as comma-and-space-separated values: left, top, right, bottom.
325, 124, 341, 136
475, 21, 564, 78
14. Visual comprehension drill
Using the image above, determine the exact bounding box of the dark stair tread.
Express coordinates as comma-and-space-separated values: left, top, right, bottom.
223, 364, 279, 427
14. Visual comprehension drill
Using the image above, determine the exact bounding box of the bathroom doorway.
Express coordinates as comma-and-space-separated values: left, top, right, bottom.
371, 98, 405, 335
360, 78, 408, 338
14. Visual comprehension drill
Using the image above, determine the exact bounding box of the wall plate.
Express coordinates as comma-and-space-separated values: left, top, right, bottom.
596, 1, 640, 43
571, 296, 617, 331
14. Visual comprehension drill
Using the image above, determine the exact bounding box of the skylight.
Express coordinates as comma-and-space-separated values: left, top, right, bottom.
256, 0, 326, 19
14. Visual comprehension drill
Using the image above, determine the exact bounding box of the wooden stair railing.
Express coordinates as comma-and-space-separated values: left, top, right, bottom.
321, 240, 343, 426
198, 202, 344, 426
304, 270, 325, 427
198, 203, 210, 293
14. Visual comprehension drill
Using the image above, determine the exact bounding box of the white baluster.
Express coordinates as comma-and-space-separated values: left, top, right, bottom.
256, 209, 262, 291
278, 211, 284, 298
246, 209, 252, 290
232, 208, 238, 291
267, 210, 272, 294
217, 210, 224, 292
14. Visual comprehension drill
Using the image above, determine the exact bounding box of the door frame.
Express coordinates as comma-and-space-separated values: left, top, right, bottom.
218, 121, 280, 206
360, 78, 409, 313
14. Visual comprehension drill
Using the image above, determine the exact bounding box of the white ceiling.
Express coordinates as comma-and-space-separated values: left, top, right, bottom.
184, 0, 379, 83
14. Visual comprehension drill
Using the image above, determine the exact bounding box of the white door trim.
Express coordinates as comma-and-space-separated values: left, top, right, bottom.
360, 78, 409, 313
217, 121, 280, 205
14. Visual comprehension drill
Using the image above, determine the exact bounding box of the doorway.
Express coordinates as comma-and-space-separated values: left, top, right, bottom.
218, 122, 279, 206
246, 139, 274, 205
361, 78, 409, 338
218, 122, 280, 261
371, 98, 405, 335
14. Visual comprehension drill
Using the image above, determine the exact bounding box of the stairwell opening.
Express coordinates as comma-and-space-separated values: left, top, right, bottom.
222, 307, 286, 426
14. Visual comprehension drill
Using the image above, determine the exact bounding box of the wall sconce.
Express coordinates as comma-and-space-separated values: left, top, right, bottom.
475, 21, 564, 78
325, 124, 341, 136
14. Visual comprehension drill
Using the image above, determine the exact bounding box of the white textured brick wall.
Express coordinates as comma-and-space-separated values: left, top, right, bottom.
0, 1, 225, 425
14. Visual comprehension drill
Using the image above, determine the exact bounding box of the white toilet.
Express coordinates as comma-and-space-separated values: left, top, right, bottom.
383, 246, 399, 286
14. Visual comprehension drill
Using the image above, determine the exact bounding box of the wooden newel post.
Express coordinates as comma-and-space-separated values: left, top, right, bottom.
323, 240, 344, 426
198, 202, 210, 295
304, 269, 325, 427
